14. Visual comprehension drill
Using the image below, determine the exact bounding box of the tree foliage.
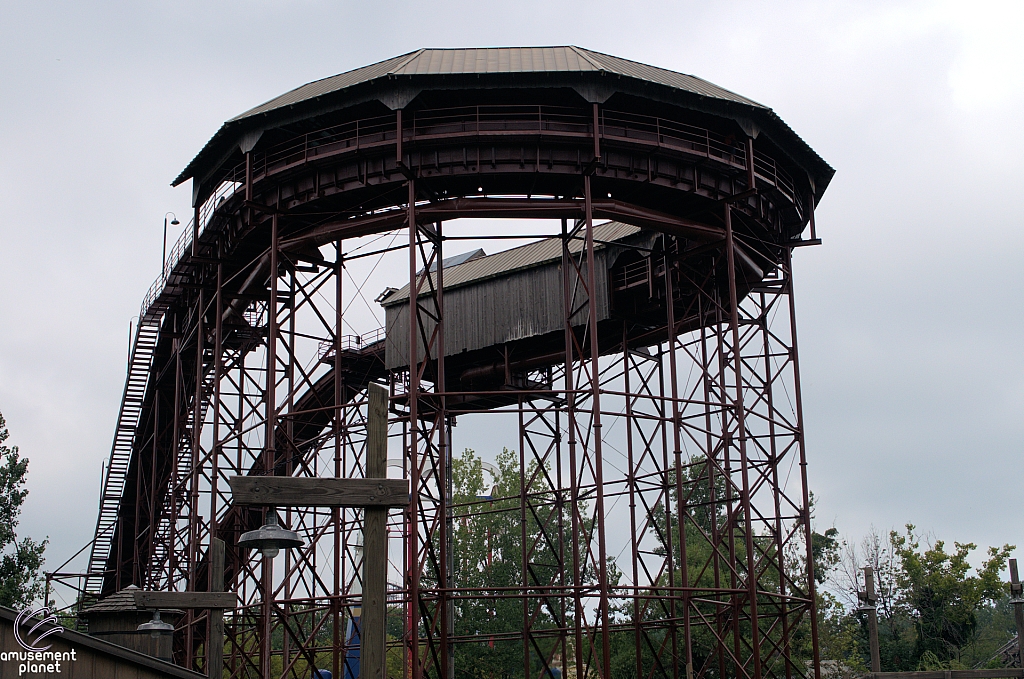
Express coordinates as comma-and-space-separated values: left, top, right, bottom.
832, 526, 1015, 672
449, 447, 596, 679
891, 526, 1012, 667
439, 444, 1018, 677
0, 411, 47, 609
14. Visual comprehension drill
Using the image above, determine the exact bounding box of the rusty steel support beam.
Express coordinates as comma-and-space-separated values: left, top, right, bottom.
260, 212, 280, 679
406, 177, 422, 679
788, 245, 822, 679
94, 99, 823, 679
583, 175, 613, 679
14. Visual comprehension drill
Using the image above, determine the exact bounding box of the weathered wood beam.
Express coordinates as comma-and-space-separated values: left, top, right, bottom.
227, 476, 408, 507
133, 591, 237, 610
208, 538, 226, 679
361, 382, 389, 679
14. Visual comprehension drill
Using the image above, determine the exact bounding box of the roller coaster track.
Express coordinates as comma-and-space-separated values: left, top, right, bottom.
87, 102, 812, 596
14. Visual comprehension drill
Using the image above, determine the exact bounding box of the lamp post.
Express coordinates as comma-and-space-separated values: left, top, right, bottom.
131, 588, 238, 675
229, 383, 405, 679
162, 212, 179, 283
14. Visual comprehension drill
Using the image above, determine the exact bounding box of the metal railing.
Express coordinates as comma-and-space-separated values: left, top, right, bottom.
317, 326, 387, 361
139, 178, 241, 320
142, 105, 800, 324
216, 104, 798, 209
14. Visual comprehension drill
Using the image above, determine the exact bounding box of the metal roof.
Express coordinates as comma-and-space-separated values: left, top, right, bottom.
174, 46, 833, 202
381, 221, 640, 306
231, 47, 763, 122
425, 248, 487, 274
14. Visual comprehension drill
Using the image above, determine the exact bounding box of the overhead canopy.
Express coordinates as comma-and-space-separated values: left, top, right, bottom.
174, 46, 833, 201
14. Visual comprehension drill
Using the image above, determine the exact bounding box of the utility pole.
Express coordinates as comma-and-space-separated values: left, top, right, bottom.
1010, 559, 1024, 668
229, 382, 404, 679
858, 566, 881, 673
361, 383, 389, 679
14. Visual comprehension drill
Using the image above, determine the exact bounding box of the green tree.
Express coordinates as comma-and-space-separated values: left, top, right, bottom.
835, 526, 1016, 671
448, 447, 602, 679
0, 410, 47, 608
891, 525, 1013, 668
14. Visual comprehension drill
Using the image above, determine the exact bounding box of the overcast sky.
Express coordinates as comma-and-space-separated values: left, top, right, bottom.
1, 0, 1022, 588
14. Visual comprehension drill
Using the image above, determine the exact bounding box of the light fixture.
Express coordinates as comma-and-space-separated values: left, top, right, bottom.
162, 212, 180, 282
238, 508, 304, 559
138, 610, 174, 638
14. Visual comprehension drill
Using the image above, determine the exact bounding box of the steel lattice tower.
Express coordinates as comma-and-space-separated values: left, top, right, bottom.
84, 47, 833, 679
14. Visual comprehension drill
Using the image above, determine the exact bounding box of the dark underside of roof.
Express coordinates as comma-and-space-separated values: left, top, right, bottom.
174, 46, 833, 201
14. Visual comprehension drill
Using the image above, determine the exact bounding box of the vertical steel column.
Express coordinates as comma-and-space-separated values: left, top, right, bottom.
282, 251, 297, 672
664, 248, 691, 679
785, 246, 821, 679
560, 217, 585, 679
582, 175, 612, 679
333, 242, 344, 679
209, 249, 225, 676
186, 287, 205, 667
169, 315, 183, 590
406, 178, 422, 679
519, 397, 530, 679
149, 396, 160, 589
435, 221, 452, 679
622, 324, 643, 679
262, 212, 280, 679
724, 203, 761, 679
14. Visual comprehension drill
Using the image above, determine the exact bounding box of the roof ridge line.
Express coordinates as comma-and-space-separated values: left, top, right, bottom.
569, 46, 605, 72
387, 48, 427, 76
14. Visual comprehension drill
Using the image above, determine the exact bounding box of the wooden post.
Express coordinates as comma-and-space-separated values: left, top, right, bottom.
361, 383, 389, 679
863, 566, 881, 673
1011, 559, 1024, 668
210, 538, 225, 679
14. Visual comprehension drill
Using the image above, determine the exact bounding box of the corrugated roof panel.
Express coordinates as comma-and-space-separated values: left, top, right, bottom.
383, 221, 640, 306
229, 51, 421, 121
229, 46, 764, 124
581, 49, 766, 107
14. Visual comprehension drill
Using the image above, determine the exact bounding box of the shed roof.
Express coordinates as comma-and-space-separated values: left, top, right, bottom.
381, 221, 640, 307
80, 585, 142, 614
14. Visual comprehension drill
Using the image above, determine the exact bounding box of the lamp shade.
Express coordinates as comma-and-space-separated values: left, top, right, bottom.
238, 511, 303, 558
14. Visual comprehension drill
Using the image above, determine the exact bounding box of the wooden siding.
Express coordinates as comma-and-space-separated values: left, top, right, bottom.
383, 223, 658, 370
0, 607, 204, 679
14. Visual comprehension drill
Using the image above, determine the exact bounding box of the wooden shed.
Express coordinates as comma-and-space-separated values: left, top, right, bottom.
380, 221, 658, 374
0, 605, 202, 679
78, 585, 183, 663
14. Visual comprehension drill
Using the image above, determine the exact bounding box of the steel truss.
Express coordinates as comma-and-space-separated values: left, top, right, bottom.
89, 100, 824, 679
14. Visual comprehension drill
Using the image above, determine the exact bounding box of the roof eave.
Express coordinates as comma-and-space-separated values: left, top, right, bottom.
174, 64, 833, 203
